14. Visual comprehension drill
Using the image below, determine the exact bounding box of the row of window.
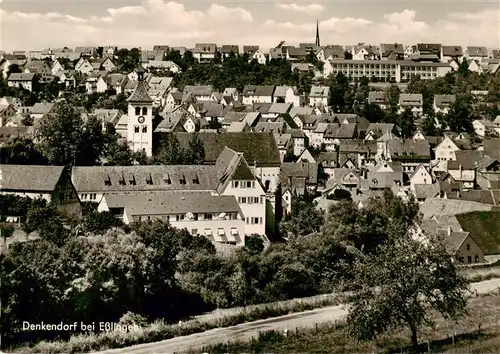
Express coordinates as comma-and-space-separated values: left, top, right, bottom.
137, 212, 238, 222
104, 176, 200, 186
133, 126, 148, 133
232, 181, 255, 188
81, 193, 97, 200
246, 217, 263, 225
134, 107, 148, 115
238, 196, 264, 204
458, 255, 480, 264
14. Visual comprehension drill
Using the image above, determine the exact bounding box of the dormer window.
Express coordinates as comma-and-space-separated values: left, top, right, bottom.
192, 175, 200, 184
164, 174, 171, 184
119, 174, 126, 186
146, 173, 153, 185
180, 175, 186, 185
104, 175, 112, 186
129, 175, 136, 185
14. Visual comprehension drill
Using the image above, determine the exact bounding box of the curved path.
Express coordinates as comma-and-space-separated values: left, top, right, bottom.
95, 278, 500, 354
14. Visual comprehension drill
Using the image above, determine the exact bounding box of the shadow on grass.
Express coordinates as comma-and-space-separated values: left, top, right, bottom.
387, 331, 495, 353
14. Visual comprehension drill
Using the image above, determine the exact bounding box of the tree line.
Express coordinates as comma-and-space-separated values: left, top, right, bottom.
1, 190, 469, 352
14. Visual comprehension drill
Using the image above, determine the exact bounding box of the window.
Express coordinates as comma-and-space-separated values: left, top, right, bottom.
142, 126, 147, 133
217, 228, 225, 236
252, 217, 259, 224
119, 179, 126, 186
176, 214, 185, 222
135, 107, 141, 115
233, 181, 239, 188
260, 196, 264, 204
246, 217, 249, 224
204, 228, 212, 236
129, 177, 136, 185
191, 229, 198, 236
259, 217, 263, 224
241, 197, 246, 203
466, 244, 470, 251
246, 181, 252, 188
142, 107, 148, 115
204, 213, 212, 220
180, 177, 186, 185
192, 176, 199, 184
231, 227, 238, 235
134, 126, 139, 133
475, 255, 479, 263
146, 178, 153, 185
105, 179, 112, 186
251, 181, 255, 188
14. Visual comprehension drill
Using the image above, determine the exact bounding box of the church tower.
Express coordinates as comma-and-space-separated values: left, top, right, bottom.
315, 19, 320, 47
127, 65, 153, 157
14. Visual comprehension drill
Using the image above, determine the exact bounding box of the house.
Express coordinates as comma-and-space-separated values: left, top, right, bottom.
323, 123, 358, 151
416, 43, 442, 60
263, 103, 292, 119
98, 191, 246, 245
365, 123, 399, 141
286, 47, 307, 61
75, 46, 97, 57
0, 165, 82, 218
447, 150, 485, 190
172, 132, 282, 193
143, 60, 182, 73
410, 164, 433, 190
75, 147, 267, 238
414, 219, 485, 264
466, 46, 489, 62
316, 46, 345, 62
193, 43, 217, 62
29, 102, 57, 120
281, 162, 319, 198
183, 85, 213, 102
317, 152, 338, 176
219, 45, 240, 59
96, 73, 128, 94
309, 86, 329, 107
398, 93, 423, 115
91, 57, 116, 72
242, 85, 275, 104
273, 86, 301, 106
473, 120, 497, 138
74, 57, 94, 75
7, 73, 36, 92
379, 43, 404, 60
351, 43, 379, 60
289, 129, 306, 157
383, 139, 432, 174
1, 55, 28, 79
243, 46, 259, 56
441, 46, 464, 63
155, 108, 199, 133
291, 63, 312, 73
433, 135, 471, 172
433, 94, 456, 114
251, 49, 267, 65
368, 91, 389, 110
23, 60, 52, 82
475, 156, 500, 190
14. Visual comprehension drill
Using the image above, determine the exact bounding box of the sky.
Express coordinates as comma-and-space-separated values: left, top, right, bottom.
0, 0, 499, 52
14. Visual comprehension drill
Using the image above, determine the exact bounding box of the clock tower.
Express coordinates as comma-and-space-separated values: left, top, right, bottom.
127, 65, 153, 157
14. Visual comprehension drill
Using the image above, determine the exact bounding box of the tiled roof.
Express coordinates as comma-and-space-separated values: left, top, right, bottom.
72, 165, 218, 192
127, 80, 153, 103
442, 46, 463, 57
183, 85, 213, 97
388, 139, 431, 159
173, 132, 281, 167
8, 73, 35, 81
434, 94, 456, 107
281, 162, 319, 185
0, 165, 64, 191
456, 211, 500, 254
104, 191, 242, 216
309, 86, 329, 97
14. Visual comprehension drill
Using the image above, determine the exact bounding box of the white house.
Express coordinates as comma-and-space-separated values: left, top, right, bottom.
183, 85, 213, 102
143, 60, 181, 73
273, 86, 301, 106
410, 164, 433, 190
309, 86, 329, 107
433, 135, 468, 171
466, 46, 489, 62
433, 94, 456, 115
193, 43, 217, 62
75, 57, 93, 75
7, 73, 35, 92
242, 85, 275, 104
252, 49, 267, 65
398, 93, 423, 115
473, 120, 497, 138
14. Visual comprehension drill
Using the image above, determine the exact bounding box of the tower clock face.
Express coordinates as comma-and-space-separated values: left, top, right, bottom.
137, 116, 145, 124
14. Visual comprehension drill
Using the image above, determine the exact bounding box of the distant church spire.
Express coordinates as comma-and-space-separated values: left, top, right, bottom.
315, 19, 320, 47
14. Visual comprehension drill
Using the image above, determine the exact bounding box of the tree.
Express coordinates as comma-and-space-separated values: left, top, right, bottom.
279, 197, 324, 238
385, 84, 400, 114
154, 134, 184, 164
396, 108, 417, 139
80, 202, 124, 234
115, 48, 141, 72
37, 104, 108, 166
244, 235, 264, 255
329, 72, 350, 112
444, 95, 475, 133
186, 133, 205, 164
346, 191, 469, 352
344, 51, 353, 59
347, 233, 469, 352
0, 137, 47, 165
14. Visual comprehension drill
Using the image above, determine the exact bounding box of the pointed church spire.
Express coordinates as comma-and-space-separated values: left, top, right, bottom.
315, 19, 320, 47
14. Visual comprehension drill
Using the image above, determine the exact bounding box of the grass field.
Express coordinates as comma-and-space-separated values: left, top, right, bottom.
464, 265, 500, 283
190, 294, 500, 354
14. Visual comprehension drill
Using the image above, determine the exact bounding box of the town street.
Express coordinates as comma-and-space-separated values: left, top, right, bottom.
95, 278, 500, 354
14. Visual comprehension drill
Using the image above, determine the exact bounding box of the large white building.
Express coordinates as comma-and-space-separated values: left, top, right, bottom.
323, 59, 452, 82
72, 147, 268, 241
127, 68, 153, 157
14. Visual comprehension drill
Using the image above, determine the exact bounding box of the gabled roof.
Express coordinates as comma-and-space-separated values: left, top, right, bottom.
281, 162, 319, 186
309, 85, 329, 97
242, 85, 275, 97
388, 139, 431, 159
0, 165, 64, 192
434, 94, 456, 107
399, 93, 423, 106
194, 43, 217, 53
467, 46, 488, 57
219, 45, 239, 54
379, 43, 404, 57
456, 211, 500, 255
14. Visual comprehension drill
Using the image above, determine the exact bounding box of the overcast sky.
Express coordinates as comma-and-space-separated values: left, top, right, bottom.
0, 0, 499, 52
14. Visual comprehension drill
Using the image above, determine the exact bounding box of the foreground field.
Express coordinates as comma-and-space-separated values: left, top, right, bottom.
189, 294, 500, 354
